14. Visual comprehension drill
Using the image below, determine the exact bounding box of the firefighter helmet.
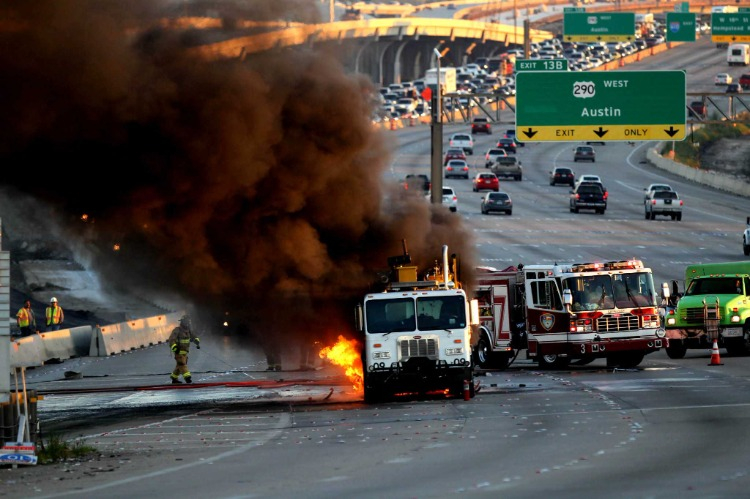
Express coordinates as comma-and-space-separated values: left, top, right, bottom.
180, 315, 191, 327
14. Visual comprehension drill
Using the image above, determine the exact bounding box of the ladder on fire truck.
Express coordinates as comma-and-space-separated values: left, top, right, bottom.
703, 296, 720, 341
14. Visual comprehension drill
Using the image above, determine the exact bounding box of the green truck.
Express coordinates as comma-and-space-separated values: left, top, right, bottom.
663, 262, 750, 358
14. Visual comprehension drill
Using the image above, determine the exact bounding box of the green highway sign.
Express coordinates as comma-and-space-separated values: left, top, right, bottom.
674, 2, 689, 13
666, 12, 696, 42
515, 59, 568, 72
712, 12, 750, 43
564, 7, 585, 13
563, 12, 636, 42
515, 71, 686, 142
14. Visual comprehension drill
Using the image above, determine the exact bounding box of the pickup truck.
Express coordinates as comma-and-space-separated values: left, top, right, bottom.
490, 156, 522, 181
449, 133, 474, 155
645, 190, 683, 221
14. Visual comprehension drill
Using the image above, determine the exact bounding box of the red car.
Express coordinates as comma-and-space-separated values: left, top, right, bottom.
472, 172, 500, 192
444, 148, 467, 165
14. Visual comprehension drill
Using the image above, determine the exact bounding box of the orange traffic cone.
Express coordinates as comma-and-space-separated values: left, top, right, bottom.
708, 339, 723, 366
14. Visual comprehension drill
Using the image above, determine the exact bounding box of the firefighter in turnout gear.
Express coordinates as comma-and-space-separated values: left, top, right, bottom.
168, 315, 200, 384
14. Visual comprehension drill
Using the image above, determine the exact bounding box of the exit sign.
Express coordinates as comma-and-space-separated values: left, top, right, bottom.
515, 71, 686, 142
515, 59, 568, 72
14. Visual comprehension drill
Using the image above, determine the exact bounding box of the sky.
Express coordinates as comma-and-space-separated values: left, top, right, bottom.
0, 0, 476, 352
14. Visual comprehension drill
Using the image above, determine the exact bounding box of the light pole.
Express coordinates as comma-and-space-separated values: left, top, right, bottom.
431, 47, 443, 206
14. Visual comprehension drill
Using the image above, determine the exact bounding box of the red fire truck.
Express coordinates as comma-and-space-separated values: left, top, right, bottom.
472, 259, 666, 369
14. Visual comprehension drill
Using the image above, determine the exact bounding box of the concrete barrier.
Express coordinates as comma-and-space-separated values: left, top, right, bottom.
647, 146, 750, 198
36, 326, 93, 362
9, 336, 47, 368
89, 312, 183, 357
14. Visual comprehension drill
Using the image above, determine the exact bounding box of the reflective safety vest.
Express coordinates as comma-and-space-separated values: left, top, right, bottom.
17, 308, 33, 327
46, 305, 63, 326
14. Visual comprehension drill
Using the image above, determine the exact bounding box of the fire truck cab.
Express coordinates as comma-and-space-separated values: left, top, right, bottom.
472, 260, 666, 370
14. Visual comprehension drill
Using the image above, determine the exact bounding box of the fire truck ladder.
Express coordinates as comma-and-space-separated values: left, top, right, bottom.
703, 296, 720, 342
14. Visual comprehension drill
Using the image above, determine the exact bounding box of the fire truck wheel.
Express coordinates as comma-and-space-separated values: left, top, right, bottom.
538, 354, 570, 369
665, 342, 687, 359
474, 337, 493, 369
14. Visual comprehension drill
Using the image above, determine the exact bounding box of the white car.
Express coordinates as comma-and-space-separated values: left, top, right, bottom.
575, 174, 602, 188
426, 186, 458, 212
715, 73, 733, 85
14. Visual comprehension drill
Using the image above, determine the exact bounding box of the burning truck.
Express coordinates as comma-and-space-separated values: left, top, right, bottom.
355, 243, 478, 403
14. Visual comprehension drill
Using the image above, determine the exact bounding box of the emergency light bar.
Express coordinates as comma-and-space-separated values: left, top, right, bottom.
570, 260, 644, 273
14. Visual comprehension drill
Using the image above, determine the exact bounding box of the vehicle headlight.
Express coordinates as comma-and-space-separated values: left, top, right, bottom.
656, 328, 666, 338
666, 317, 676, 326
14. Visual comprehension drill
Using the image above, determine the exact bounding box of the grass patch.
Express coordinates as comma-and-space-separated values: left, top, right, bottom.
36, 433, 98, 464
661, 118, 750, 168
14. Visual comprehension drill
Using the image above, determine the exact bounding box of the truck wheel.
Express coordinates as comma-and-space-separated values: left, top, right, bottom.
676, 213, 682, 221
516, 175, 522, 181
665, 341, 687, 359
726, 323, 750, 356
649, 212, 656, 220
538, 354, 570, 369
474, 337, 494, 369
645, 211, 650, 220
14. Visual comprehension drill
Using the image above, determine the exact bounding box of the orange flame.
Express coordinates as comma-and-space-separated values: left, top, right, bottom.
319, 335, 363, 391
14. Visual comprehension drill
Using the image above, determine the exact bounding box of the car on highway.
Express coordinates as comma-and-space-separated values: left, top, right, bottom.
480, 191, 512, 215
643, 183, 673, 203
449, 133, 474, 155
496, 137, 517, 154
741, 74, 750, 90
550, 167, 575, 186
574, 145, 596, 162
472, 172, 500, 192
445, 159, 470, 179
688, 100, 707, 119
569, 182, 606, 214
404, 174, 430, 193
484, 147, 508, 167
504, 128, 524, 147
645, 189, 683, 220
715, 73, 733, 85
726, 82, 743, 94
471, 117, 492, 134
575, 174, 602, 187
444, 148, 466, 165
441, 186, 458, 212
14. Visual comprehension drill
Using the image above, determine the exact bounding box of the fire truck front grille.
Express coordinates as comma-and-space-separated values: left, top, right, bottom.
399, 338, 438, 360
684, 308, 708, 324
596, 314, 639, 332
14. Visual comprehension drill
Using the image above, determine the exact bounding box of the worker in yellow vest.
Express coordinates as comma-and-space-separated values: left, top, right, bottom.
16, 299, 37, 337
45, 297, 64, 331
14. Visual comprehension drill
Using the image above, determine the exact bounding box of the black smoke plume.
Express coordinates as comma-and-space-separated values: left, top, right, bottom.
0, 0, 476, 355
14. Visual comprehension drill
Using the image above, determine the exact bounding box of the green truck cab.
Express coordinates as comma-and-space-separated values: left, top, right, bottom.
663, 262, 750, 358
